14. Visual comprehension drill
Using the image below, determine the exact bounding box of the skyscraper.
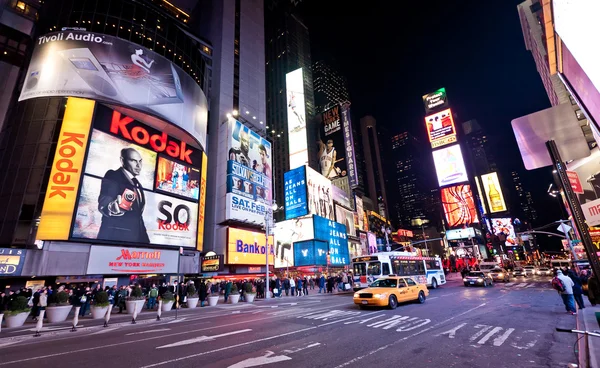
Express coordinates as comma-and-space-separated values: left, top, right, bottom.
390, 132, 427, 227
511, 171, 538, 223
312, 60, 350, 114
462, 119, 498, 175
360, 115, 389, 219
265, 0, 316, 209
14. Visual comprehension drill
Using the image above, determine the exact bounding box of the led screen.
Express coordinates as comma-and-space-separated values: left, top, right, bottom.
425, 108, 457, 148
432, 144, 468, 187
227, 228, 274, 265
306, 166, 334, 220
273, 217, 315, 268
481, 172, 507, 213
334, 205, 357, 237
491, 218, 517, 246
440, 185, 479, 228
156, 156, 201, 200
284, 166, 308, 219
286, 68, 308, 169
313, 215, 350, 266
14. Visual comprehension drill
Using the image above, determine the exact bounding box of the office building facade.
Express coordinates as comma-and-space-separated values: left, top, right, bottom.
312, 60, 350, 114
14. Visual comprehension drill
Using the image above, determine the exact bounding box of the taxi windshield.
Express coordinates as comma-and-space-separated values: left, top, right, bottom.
370, 278, 398, 288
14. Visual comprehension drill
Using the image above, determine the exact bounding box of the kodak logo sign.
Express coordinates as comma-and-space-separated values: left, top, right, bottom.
48, 132, 86, 198
110, 111, 195, 164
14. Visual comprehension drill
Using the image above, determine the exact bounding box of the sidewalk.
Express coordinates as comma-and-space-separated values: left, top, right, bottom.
577, 305, 600, 368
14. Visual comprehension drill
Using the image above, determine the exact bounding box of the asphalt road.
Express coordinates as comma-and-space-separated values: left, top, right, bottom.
0, 275, 580, 368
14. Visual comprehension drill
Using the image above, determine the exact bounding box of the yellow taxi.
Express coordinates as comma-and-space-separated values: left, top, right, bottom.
353, 276, 429, 309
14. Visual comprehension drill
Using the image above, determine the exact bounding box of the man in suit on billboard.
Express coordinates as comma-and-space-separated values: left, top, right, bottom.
97, 148, 150, 243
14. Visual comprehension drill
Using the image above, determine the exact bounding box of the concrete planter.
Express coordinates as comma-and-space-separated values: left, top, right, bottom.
125, 299, 145, 315
207, 295, 219, 306
229, 294, 240, 304
186, 297, 199, 308
245, 293, 256, 303
5, 312, 29, 328
161, 300, 174, 312
91, 306, 109, 319
46, 305, 72, 323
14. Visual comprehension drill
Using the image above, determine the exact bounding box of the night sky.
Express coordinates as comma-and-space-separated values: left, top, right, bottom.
298, 0, 563, 250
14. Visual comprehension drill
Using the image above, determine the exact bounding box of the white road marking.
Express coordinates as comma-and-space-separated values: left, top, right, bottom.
492, 328, 515, 346
510, 330, 539, 350
227, 351, 292, 368
427, 297, 439, 300
126, 328, 171, 336
469, 324, 493, 343
477, 327, 503, 345
505, 282, 515, 286
282, 342, 321, 353
515, 283, 528, 288
343, 313, 385, 325
156, 329, 252, 349
436, 323, 467, 339
166, 317, 187, 324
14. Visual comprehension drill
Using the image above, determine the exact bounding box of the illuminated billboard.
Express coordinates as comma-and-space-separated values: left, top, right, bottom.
491, 218, 517, 246
286, 68, 308, 169
284, 166, 308, 219
156, 157, 200, 200
335, 205, 357, 237
422, 87, 449, 114
37, 97, 94, 240
294, 240, 328, 267
273, 217, 315, 268
313, 215, 350, 266
432, 144, 468, 187
69, 104, 203, 248
318, 104, 358, 187
19, 31, 208, 151
226, 119, 272, 225
306, 166, 334, 220
441, 185, 479, 228
480, 172, 507, 213
227, 228, 274, 265
197, 152, 208, 251
425, 108, 457, 148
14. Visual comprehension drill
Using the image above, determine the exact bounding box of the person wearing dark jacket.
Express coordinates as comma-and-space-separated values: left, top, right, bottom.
224, 281, 232, 303
199, 281, 207, 307
587, 271, 600, 306
568, 270, 585, 309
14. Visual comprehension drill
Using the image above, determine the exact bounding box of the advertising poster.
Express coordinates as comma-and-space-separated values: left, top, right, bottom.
196, 152, 208, 251
286, 68, 308, 169
71, 105, 202, 248
313, 215, 350, 266
491, 218, 517, 246
367, 232, 377, 254
568, 147, 600, 205
432, 144, 468, 187
425, 108, 457, 149
317, 104, 357, 183
37, 97, 95, 241
226, 119, 272, 225
86, 246, 179, 274
156, 157, 201, 200
293, 240, 329, 267
334, 204, 357, 237
331, 184, 353, 209
273, 217, 315, 268
359, 232, 368, 256
306, 166, 334, 220
440, 185, 479, 228
355, 195, 365, 230
19, 31, 208, 151
480, 172, 507, 213
284, 166, 308, 220
422, 87, 449, 114
227, 228, 274, 265
0, 248, 26, 276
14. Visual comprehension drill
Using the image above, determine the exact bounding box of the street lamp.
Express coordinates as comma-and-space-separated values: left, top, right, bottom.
264, 201, 278, 299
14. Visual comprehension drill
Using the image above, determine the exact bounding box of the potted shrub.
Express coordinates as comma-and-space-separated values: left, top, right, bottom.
161, 291, 175, 311
46, 291, 72, 323
125, 286, 146, 315
229, 284, 240, 304
244, 283, 256, 303
5, 296, 31, 328
207, 290, 220, 307
91, 291, 110, 319
186, 284, 199, 309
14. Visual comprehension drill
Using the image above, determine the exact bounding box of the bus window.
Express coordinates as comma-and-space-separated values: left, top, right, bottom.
353, 263, 366, 276
416, 261, 425, 275
382, 263, 390, 276
368, 262, 381, 277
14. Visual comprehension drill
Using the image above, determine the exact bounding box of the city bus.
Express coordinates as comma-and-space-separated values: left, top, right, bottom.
351, 252, 446, 291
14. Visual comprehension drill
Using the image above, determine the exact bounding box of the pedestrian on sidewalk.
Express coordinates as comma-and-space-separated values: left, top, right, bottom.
224, 281, 232, 303
552, 270, 576, 315
318, 274, 325, 293
586, 270, 600, 306
147, 284, 158, 310
567, 270, 585, 309
303, 276, 309, 296
289, 277, 296, 296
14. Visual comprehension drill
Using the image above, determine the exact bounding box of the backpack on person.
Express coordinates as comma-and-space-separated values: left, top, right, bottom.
149, 288, 158, 298
552, 276, 566, 292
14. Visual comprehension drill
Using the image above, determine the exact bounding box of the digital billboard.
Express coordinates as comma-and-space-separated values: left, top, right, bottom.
19, 31, 208, 151
156, 157, 200, 200
273, 217, 315, 268
432, 144, 468, 187
37, 97, 94, 241
491, 218, 517, 246
317, 104, 358, 186
355, 195, 366, 231
227, 228, 274, 265
286, 68, 308, 169
306, 166, 334, 220
422, 87, 449, 114
331, 184, 352, 209
226, 119, 272, 225
294, 240, 328, 267
284, 166, 308, 220
197, 152, 208, 251
70, 104, 203, 248
480, 172, 507, 213
313, 215, 350, 266
441, 185, 479, 228
335, 204, 357, 237
568, 147, 600, 204
425, 108, 457, 149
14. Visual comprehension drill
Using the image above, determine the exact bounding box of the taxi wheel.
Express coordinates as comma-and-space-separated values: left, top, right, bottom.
418, 291, 426, 304
388, 295, 398, 310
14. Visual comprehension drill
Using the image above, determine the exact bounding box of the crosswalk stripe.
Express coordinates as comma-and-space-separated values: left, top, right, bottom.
515, 283, 528, 288
505, 282, 515, 286
525, 284, 537, 288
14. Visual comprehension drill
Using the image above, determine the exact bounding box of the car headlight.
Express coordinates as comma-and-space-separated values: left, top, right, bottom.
498, 273, 504, 277
477, 278, 483, 282
373, 293, 387, 299
354, 293, 360, 298
463, 278, 467, 282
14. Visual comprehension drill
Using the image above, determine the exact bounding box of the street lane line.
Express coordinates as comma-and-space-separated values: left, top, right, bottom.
515, 283, 528, 288
0, 301, 352, 364
333, 302, 489, 368
126, 328, 171, 336
505, 283, 515, 286
156, 329, 252, 349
